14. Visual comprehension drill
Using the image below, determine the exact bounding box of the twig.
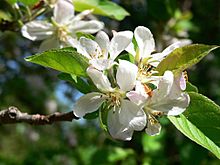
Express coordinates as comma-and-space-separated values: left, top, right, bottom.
0, 106, 79, 125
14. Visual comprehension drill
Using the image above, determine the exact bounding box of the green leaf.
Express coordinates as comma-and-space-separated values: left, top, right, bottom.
18, 0, 39, 6
25, 49, 89, 77
73, 0, 130, 21
83, 110, 99, 120
156, 44, 220, 75
185, 82, 198, 92
168, 92, 220, 158
76, 32, 95, 40
0, 1, 15, 22
58, 73, 92, 94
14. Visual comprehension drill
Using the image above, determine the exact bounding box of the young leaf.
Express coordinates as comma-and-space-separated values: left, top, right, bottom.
73, 0, 130, 21
168, 92, 220, 158
185, 82, 198, 92
156, 44, 220, 75
58, 73, 92, 94
25, 49, 89, 77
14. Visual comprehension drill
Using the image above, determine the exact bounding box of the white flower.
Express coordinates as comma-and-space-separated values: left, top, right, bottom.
127, 71, 190, 136
126, 26, 190, 67
21, 0, 104, 51
77, 30, 133, 70
73, 60, 146, 140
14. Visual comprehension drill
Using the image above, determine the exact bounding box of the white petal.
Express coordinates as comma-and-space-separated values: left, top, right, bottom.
21, 21, 54, 41
134, 26, 155, 59
167, 93, 190, 116
107, 109, 134, 141
153, 71, 174, 99
162, 40, 191, 57
119, 100, 146, 131
69, 20, 104, 34
145, 119, 161, 136
87, 67, 113, 92
66, 36, 80, 49
71, 10, 92, 22
53, 0, 74, 24
149, 71, 190, 115
149, 40, 191, 67
125, 42, 136, 56
148, 53, 164, 67
109, 31, 133, 60
90, 58, 114, 71
79, 37, 102, 58
95, 31, 110, 58
73, 92, 106, 117
39, 37, 60, 52
116, 60, 138, 91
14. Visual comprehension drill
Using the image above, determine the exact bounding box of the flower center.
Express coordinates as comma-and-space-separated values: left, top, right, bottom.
57, 26, 69, 42
107, 90, 125, 107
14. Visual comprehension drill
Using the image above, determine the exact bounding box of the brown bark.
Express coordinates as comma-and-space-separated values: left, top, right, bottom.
0, 106, 79, 125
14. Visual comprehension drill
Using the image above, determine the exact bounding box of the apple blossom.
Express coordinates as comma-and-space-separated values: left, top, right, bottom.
76, 30, 133, 70
73, 60, 146, 140
126, 26, 190, 67
21, 0, 104, 51
127, 71, 190, 136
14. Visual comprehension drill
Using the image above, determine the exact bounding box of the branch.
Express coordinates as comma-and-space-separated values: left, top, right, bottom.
0, 106, 79, 125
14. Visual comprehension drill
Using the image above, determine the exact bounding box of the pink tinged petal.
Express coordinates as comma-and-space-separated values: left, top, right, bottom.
79, 37, 102, 59
87, 67, 113, 92
145, 119, 161, 136
53, 0, 74, 24
179, 72, 186, 90
116, 60, 138, 91
21, 21, 54, 41
73, 92, 106, 117
39, 36, 60, 52
119, 100, 146, 131
126, 91, 148, 105
90, 59, 114, 71
126, 81, 149, 105
107, 109, 134, 141
109, 31, 133, 60
134, 26, 155, 59
95, 31, 110, 58
69, 20, 104, 34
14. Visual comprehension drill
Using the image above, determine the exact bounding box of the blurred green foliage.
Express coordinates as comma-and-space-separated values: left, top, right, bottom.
0, 0, 220, 164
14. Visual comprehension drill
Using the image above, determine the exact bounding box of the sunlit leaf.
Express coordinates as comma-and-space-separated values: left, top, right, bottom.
156, 44, 220, 75
25, 49, 89, 77
73, 0, 130, 21
18, 0, 39, 6
186, 82, 198, 92
169, 92, 220, 158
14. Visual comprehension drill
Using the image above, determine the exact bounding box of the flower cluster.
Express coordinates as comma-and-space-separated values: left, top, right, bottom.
21, 0, 104, 51
73, 26, 190, 140
21, 1, 190, 141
